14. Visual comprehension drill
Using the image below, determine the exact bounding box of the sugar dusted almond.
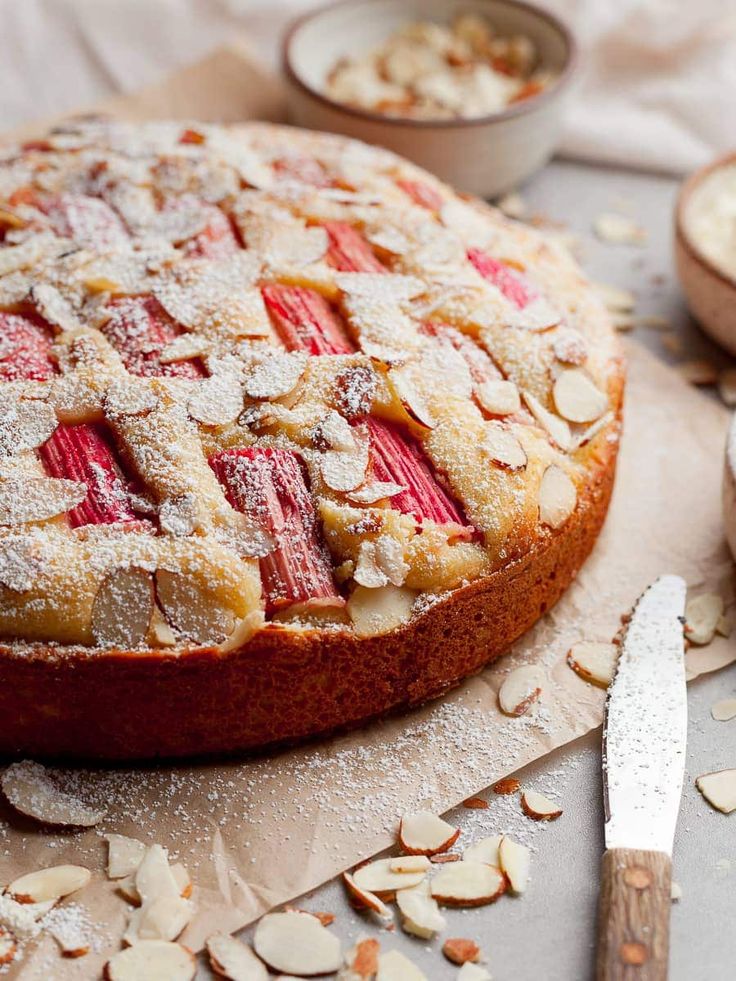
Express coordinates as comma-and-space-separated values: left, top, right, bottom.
376, 949, 427, 981
351, 858, 427, 895
171, 863, 192, 900
104, 940, 196, 980
389, 855, 431, 874
483, 423, 527, 470
159, 333, 211, 365
430, 861, 506, 907
342, 872, 392, 921
523, 392, 571, 450
244, 350, 307, 400
346, 481, 406, 505
567, 641, 618, 688
347, 584, 416, 638
552, 327, 589, 366
123, 896, 193, 945
107, 834, 146, 880
0, 476, 87, 526
695, 770, 736, 814
685, 593, 724, 645
399, 811, 460, 856
253, 910, 342, 976
396, 881, 446, 939
389, 368, 436, 431
521, 790, 563, 821
493, 777, 520, 795
442, 938, 481, 965
135, 844, 180, 905
499, 836, 530, 893
718, 368, 736, 407
539, 464, 577, 529
463, 835, 502, 867
92, 567, 155, 649
475, 379, 520, 416
8, 865, 91, 904
1, 759, 105, 827
155, 570, 235, 646
117, 875, 141, 906
0, 928, 16, 966
498, 665, 543, 716
711, 698, 736, 722
188, 364, 244, 426
207, 932, 268, 981
457, 964, 492, 981
553, 369, 607, 423
430, 853, 460, 864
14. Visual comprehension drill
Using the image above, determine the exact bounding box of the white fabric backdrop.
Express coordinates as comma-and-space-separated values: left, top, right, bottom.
0, 0, 734, 174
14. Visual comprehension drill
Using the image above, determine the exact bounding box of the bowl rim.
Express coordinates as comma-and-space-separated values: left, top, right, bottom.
675, 150, 736, 291
282, 0, 578, 130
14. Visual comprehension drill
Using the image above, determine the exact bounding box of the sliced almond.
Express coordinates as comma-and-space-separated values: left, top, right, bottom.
711, 698, 736, 722
593, 281, 636, 313
430, 861, 506, 907
1, 759, 105, 827
566, 641, 619, 688
570, 411, 615, 451
346, 481, 406, 505
244, 350, 307, 401
493, 777, 520, 795
457, 964, 492, 981
253, 910, 342, 976
351, 858, 427, 896
593, 212, 646, 245
521, 790, 563, 821
347, 584, 416, 638
442, 937, 481, 965
92, 567, 155, 648
552, 327, 589, 366
320, 426, 370, 493
171, 863, 192, 900
7, 865, 91, 904
463, 835, 502, 867
671, 881, 683, 901
553, 369, 607, 423
47, 913, 91, 958
685, 593, 724, 645
695, 770, 736, 814
124, 896, 193, 946
538, 464, 577, 529
341, 936, 380, 979
0, 477, 86, 526
498, 836, 530, 894
342, 872, 392, 921
106, 835, 146, 880
523, 392, 571, 451
104, 940, 196, 981
207, 932, 268, 981
399, 811, 460, 856
0, 928, 16, 966
155, 570, 235, 645
0, 399, 58, 457
159, 334, 211, 365
135, 845, 180, 906
462, 797, 488, 810
483, 423, 527, 470
376, 949, 427, 981
498, 665, 543, 716
188, 364, 244, 427
396, 881, 446, 939
389, 855, 431, 874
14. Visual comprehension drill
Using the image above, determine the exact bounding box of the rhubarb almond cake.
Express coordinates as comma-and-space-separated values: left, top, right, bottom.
0, 119, 623, 759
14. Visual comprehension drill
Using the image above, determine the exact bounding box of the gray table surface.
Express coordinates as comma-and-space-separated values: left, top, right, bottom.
207, 157, 736, 980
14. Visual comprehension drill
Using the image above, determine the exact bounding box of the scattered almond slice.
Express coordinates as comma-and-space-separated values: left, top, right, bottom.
399, 811, 460, 856
135, 845, 180, 905
104, 940, 196, 980
430, 861, 506, 907
321, 436, 370, 492
106, 834, 145, 881
483, 423, 527, 470
155, 570, 236, 646
538, 464, 577, 529
389, 856, 431, 874
253, 910, 342, 976
462, 797, 488, 810
676, 359, 718, 386
7, 865, 91, 904
159, 334, 210, 364
48, 915, 91, 958
396, 881, 446, 940
207, 932, 268, 981
475, 379, 520, 416
124, 896, 193, 946
92, 567, 155, 648
342, 872, 392, 921
523, 392, 572, 450
493, 777, 520, 795
711, 698, 736, 722
0, 477, 87, 526
340, 937, 380, 980
671, 881, 683, 901
346, 481, 406, 505
117, 876, 141, 906
1, 760, 106, 827
553, 369, 607, 424
718, 367, 736, 407
593, 281, 636, 313
521, 790, 563, 821
566, 641, 618, 688
351, 858, 427, 895
695, 769, 736, 814
685, 593, 723, 645
716, 611, 733, 637
458, 964, 492, 981
498, 665, 543, 716
499, 836, 530, 894
463, 835, 502, 867
442, 938, 481, 965
347, 584, 417, 638
376, 949, 427, 981
594, 212, 646, 245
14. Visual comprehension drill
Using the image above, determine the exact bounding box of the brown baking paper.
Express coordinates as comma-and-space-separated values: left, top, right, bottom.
2, 44, 735, 979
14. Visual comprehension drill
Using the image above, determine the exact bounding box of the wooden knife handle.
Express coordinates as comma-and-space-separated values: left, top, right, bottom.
596, 848, 672, 981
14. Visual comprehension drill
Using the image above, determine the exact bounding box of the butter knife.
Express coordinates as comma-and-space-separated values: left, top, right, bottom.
596, 574, 687, 981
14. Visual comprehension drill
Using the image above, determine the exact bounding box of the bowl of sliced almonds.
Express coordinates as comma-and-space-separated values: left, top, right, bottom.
283, 0, 578, 197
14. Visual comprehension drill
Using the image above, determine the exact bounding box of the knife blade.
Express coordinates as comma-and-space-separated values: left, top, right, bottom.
596, 574, 687, 981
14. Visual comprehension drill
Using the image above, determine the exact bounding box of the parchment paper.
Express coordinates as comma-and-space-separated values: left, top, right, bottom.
2, 45, 735, 979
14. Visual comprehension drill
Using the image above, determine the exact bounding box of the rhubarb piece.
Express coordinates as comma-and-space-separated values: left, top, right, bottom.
40, 192, 129, 249
261, 284, 355, 355
1, 760, 106, 827
442, 938, 482, 965
323, 221, 386, 273
0, 311, 57, 381
396, 178, 444, 212
342, 873, 392, 921
104, 941, 196, 981
207, 933, 268, 981
124, 896, 193, 946
366, 417, 471, 531
253, 910, 341, 976
685, 593, 724, 645
8, 865, 91, 904
483, 423, 527, 470
92, 567, 155, 648
521, 790, 563, 821
184, 204, 240, 260
39, 423, 140, 528
567, 641, 618, 688
430, 861, 506, 907
695, 770, 736, 814
210, 447, 342, 616
553, 369, 607, 423
538, 464, 577, 529
498, 836, 530, 893
399, 811, 460, 856
102, 296, 205, 378
351, 857, 427, 895
463, 835, 502, 867
498, 665, 543, 716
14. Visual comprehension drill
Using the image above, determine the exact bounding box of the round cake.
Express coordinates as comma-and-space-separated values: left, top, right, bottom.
0, 120, 623, 760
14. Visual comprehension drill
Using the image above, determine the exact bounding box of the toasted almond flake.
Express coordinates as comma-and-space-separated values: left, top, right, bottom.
482, 422, 527, 470
430, 861, 506, 907
0, 398, 58, 457
104, 940, 196, 980
521, 789, 563, 821
159, 334, 210, 364
0, 477, 87, 526
155, 570, 235, 646
396, 881, 446, 939
0, 928, 16, 966
442, 938, 481, 965
677, 359, 718, 386
593, 281, 636, 313
124, 896, 193, 946
346, 481, 406, 505
207, 932, 268, 981
553, 369, 607, 423
244, 350, 307, 400
718, 368, 736, 406
352, 858, 427, 895
538, 464, 577, 529
462, 797, 488, 810
92, 567, 155, 648
107, 835, 146, 880
135, 845, 180, 906
171, 863, 192, 900
567, 641, 619, 688
7, 865, 90, 904
342, 872, 392, 921
117, 876, 141, 906
685, 593, 724, 645
253, 910, 342, 976
711, 698, 736, 722
457, 963, 492, 980
475, 379, 520, 416
594, 212, 646, 245
347, 583, 416, 638
495, 191, 527, 220
1, 760, 105, 827
498, 836, 530, 894
523, 392, 571, 450
388, 855, 431, 874
552, 327, 588, 365
671, 882, 683, 901
493, 777, 520, 795
399, 811, 460, 856
463, 835, 502, 866
498, 665, 543, 716
376, 949, 427, 981
695, 769, 736, 814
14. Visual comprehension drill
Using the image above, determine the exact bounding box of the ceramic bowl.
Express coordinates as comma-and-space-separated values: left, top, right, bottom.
675, 153, 736, 357
282, 0, 577, 198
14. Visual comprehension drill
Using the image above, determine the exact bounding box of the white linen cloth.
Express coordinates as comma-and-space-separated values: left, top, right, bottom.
0, 0, 734, 175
